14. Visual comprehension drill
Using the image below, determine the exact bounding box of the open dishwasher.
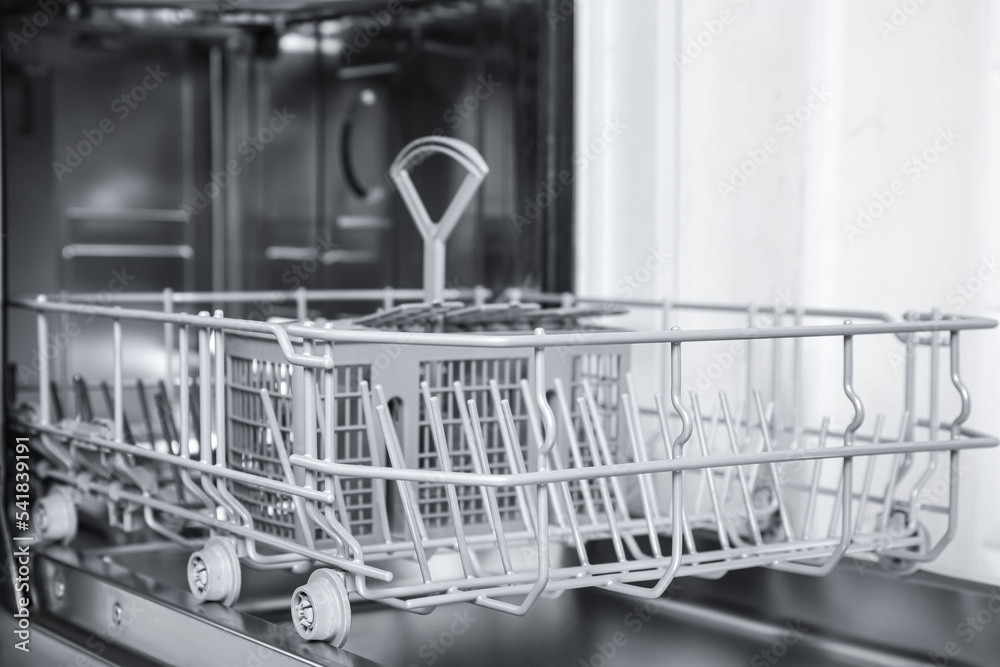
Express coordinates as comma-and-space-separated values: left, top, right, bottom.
4, 2, 1000, 666
5, 134, 1000, 666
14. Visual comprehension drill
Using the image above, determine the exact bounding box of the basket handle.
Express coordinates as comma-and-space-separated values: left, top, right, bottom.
389, 137, 489, 302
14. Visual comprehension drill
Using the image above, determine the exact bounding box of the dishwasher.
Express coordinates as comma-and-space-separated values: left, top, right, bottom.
3, 2, 1000, 667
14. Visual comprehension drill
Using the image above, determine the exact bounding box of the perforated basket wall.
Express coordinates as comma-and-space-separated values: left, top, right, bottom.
225, 334, 384, 544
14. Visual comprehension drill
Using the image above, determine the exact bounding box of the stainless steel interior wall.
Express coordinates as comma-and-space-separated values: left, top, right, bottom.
2, 0, 572, 386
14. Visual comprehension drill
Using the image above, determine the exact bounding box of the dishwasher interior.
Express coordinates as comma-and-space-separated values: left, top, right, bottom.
4, 2, 1000, 667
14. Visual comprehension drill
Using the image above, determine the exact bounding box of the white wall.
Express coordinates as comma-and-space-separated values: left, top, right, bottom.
576, 0, 1000, 583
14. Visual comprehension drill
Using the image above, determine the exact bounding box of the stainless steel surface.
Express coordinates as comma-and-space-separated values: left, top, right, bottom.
14, 549, 380, 667
338, 566, 1000, 667
0, 617, 121, 667
2, 0, 571, 396
16, 543, 1000, 666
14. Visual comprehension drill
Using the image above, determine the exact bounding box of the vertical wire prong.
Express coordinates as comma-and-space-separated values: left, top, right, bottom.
690, 393, 731, 549
719, 391, 763, 546
577, 397, 626, 562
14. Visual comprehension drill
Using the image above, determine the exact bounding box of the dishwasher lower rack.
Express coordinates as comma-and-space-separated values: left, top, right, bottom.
8, 294, 998, 648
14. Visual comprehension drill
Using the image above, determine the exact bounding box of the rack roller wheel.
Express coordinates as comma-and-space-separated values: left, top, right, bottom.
291, 569, 351, 646
187, 537, 242, 606
37, 488, 78, 544
877, 511, 930, 577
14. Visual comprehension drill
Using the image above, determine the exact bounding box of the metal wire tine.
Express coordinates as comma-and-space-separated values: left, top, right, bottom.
321, 343, 336, 482
300, 341, 319, 500
142, 501, 199, 550
213, 458, 291, 567
197, 322, 212, 465
624, 372, 657, 458
500, 399, 540, 533
422, 390, 475, 579
650, 393, 695, 552
188, 383, 201, 449
176, 325, 213, 512
580, 379, 631, 521
373, 384, 429, 543
176, 328, 222, 514
689, 393, 730, 549
73, 373, 93, 422
752, 390, 793, 541
518, 378, 588, 566
719, 391, 763, 546
879, 411, 910, 532
452, 381, 477, 451
314, 382, 352, 537
488, 380, 536, 534
45, 380, 63, 421
100, 381, 135, 445
518, 378, 569, 531
307, 501, 360, 562
197, 320, 234, 517
213, 312, 227, 470
693, 400, 720, 516
825, 440, 849, 539
715, 406, 737, 534
552, 378, 599, 526
155, 382, 178, 446
99, 381, 136, 467
744, 400, 772, 498
375, 402, 432, 583
320, 506, 349, 561
136, 379, 155, 445
577, 396, 626, 562
622, 393, 662, 558
707, 400, 721, 452
153, 388, 187, 503
854, 414, 885, 535
451, 381, 507, 562
466, 398, 515, 575
718, 396, 746, 510
624, 372, 659, 511
896, 452, 915, 487
359, 380, 392, 542
802, 416, 831, 541
259, 388, 316, 550
733, 397, 748, 449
